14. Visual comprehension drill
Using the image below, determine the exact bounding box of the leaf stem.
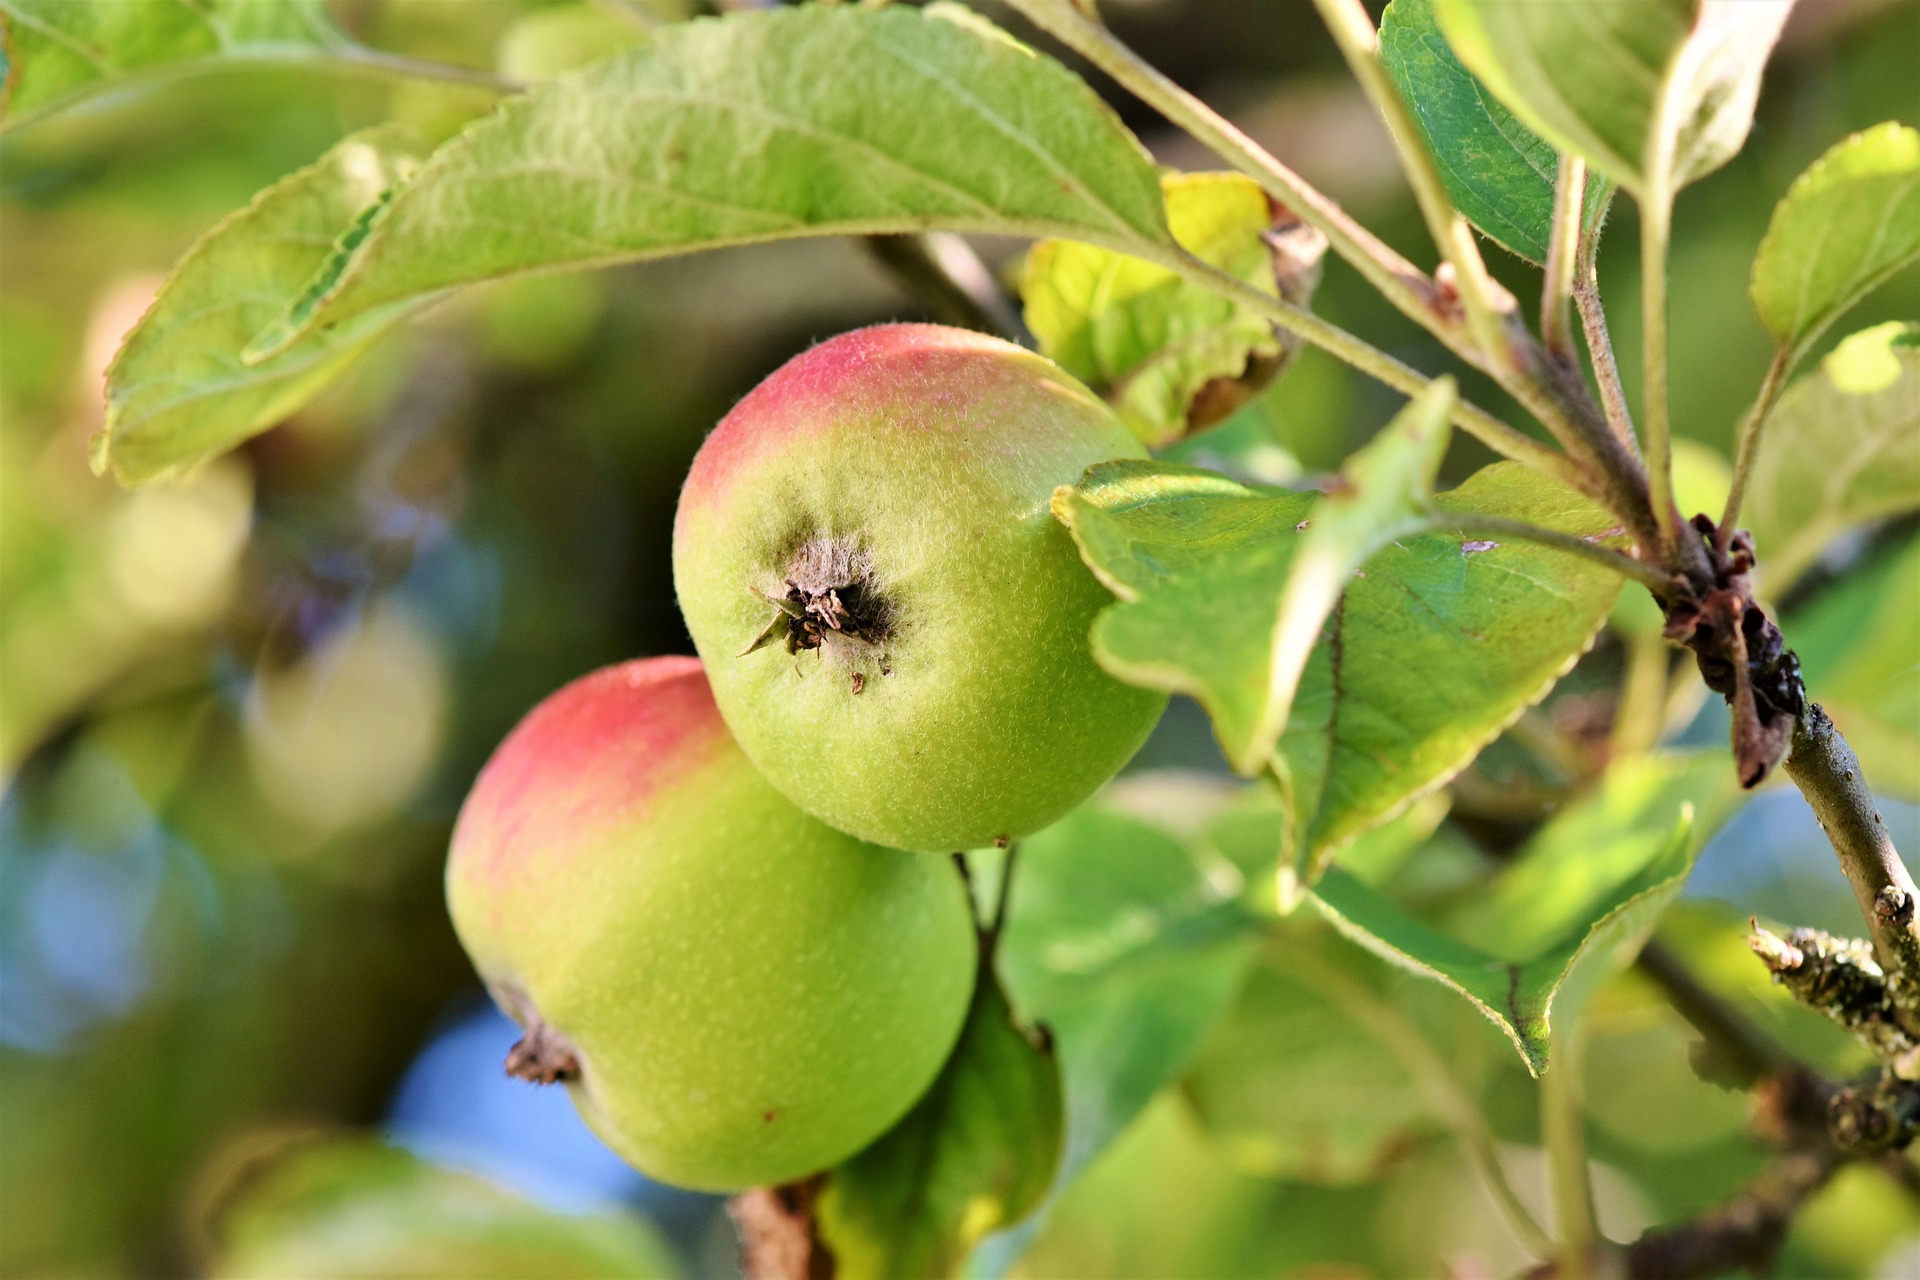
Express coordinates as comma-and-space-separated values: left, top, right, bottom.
1290, 946, 1555, 1259
1542, 1027, 1599, 1274
1310, 0, 1517, 374
1407, 512, 1672, 592
1640, 203, 1683, 557
1542, 159, 1587, 361
1716, 347, 1791, 551
1154, 248, 1590, 495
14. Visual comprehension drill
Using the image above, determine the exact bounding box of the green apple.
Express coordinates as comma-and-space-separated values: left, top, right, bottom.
445, 656, 976, 1192
673, 323, 1167, 852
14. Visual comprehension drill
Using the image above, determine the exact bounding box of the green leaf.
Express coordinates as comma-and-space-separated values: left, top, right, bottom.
246, 3, 1169, 363
986, 804, 1263, 1265
1745, 322, 1920, 593
1750, 123, 1920, 361
1787, 532, 1920, 803
1182, 925, 1490, 1183
211, 1136, 679, 1279
0, 0, 346, 130
1310, 752, 1738, 1074
1268, 382, 1456, 776
1021, 171, 1325, 447
1057, 444, 1626, 875
1432, 0, 1789, 204
1379, 0, 1611, 264
818, 967, 1062, 1280
94, 126, 433, 484
1287, 463, 1628, 869
1054, 381, 1455, 777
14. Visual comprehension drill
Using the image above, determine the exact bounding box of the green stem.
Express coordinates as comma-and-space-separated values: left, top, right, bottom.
1543, 1026, 1599, 1273
1406, 511, 1672, 592
1610, 625, 1673, 758
1717, 346, 1791, 550
1542, 158, 1586, 361
1291, 947, 1555, 1259
0, 43, 518, 134
1311, 0, 1516, 373
1157, 249, 1590, 495
1640, 202, 1683, 558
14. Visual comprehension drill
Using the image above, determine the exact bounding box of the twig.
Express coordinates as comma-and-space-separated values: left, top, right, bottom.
1001, 0, 1662, 553
861, 233, 1026, 342
1408, 512, 1673, 592
1156, 249, 1592, 498
1716, 347, 1791, 552
1573, 251, 1639, 459
1541, 159, 1586, 362
1634, 940, 1789, 1088
1310, 0, 1516, 373
1781, 705, 1920, 1037
997, 0, 1444, 336
1625, 1149, 1839, 1280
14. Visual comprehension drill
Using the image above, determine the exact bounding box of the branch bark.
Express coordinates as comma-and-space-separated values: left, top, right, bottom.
1625, 1150, 1839, 1280
1781, 705, 1920, 1033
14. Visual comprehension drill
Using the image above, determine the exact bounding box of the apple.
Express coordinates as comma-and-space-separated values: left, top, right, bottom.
445, 656, 976, 1192
673, 323, 1167, 852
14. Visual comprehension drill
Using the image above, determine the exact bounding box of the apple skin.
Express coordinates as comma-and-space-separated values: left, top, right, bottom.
673, 324, 1168, 852
445, 655, 977, 1192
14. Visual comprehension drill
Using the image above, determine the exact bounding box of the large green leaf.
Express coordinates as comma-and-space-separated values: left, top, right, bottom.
1021, 171, 1324, 447
0, 0, 346, 130
1745, 322, 1920, 593
817, 967, 1062, 1280
95, 126, 433, 484
245, 3, 1169, 363
1750, 123, 1920, 361
984, 803, 1265, 1268
1310, 752, 1738, 1074
1431, 0, 1789, 204
1055, 382, 1454, 777
1268, 383, 1456, 778
1182, 926, 1491, 1184
1787, 532, 1920, 803
1058, 456, 1627, 873
210, 1136, 678, 1279
1379, 0, 1610, 264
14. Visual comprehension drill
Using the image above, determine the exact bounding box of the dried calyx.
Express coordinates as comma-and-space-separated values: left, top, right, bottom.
741, 536, 893, 692
504, 1016, 581, 1085
1658, 515, 1804, 787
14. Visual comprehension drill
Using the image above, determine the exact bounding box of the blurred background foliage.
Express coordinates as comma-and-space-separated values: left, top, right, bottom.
1, 0, 1916, 1276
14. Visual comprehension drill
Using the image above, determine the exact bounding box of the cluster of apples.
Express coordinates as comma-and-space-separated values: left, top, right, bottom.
445, 325, 1168, 1191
